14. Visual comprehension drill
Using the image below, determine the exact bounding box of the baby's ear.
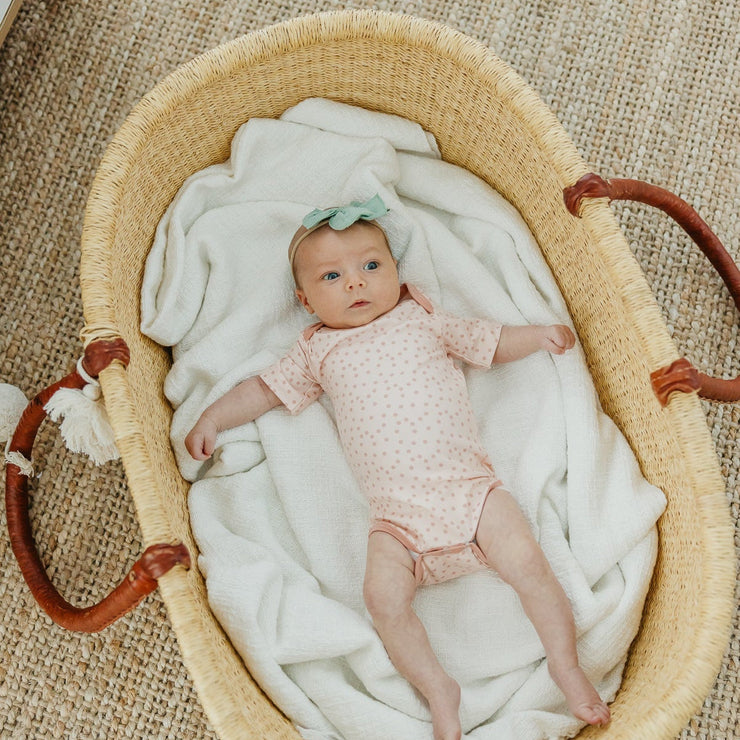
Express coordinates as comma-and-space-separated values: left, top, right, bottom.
295, 289, 315, 314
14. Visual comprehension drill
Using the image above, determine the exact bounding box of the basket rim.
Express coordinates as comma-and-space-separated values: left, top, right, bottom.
118, 10, 581, 168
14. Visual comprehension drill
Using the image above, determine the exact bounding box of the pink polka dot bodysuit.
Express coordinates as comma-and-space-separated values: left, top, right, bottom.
260, 284, 504, 585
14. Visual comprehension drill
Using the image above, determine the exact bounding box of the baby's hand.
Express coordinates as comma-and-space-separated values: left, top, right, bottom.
185, 415, 218, 460
539, 324, 576, 355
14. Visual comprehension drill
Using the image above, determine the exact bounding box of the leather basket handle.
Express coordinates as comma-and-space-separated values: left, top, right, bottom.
564, 173, 740, 404
5, 339, 190, 632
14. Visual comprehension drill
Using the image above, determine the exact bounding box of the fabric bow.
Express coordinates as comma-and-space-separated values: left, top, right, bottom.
302, 194, 388, 230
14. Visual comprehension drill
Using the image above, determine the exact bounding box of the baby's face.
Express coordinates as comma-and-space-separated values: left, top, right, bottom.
293, 222, 401, 329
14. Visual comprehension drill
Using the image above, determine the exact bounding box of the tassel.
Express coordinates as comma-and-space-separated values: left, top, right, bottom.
43, 359, 120, 465
44, 382, 120, 466
0, 383, 28, 443
2, 383, 33, 476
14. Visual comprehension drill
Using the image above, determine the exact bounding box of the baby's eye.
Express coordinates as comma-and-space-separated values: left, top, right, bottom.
321, 271, 340, 281
363, 261, 379, 271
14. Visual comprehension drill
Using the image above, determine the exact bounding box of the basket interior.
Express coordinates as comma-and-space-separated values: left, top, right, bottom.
80, 13, 733, 740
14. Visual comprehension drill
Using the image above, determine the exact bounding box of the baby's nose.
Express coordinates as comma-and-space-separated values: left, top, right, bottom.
345, 272, 366, 290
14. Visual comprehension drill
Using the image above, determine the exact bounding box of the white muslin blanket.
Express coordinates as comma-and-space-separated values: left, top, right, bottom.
141, 99, 666, 740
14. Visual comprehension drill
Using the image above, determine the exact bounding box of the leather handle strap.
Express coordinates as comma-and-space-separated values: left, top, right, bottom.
5, 339, 191, 632
564, 173, 740, 403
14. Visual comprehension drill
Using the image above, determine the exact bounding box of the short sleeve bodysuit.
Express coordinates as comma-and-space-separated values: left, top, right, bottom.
260, 285, 504, 584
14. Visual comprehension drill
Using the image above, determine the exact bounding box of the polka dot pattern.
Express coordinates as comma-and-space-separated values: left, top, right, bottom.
261, 285, 503, 579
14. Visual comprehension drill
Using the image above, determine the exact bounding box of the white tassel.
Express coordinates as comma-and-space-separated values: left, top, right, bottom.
0, 383, 28, 443
44, 388, 119, 465
43, 364, 120, 466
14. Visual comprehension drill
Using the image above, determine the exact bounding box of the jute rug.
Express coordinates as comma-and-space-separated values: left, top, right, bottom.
1, 1, 737, 737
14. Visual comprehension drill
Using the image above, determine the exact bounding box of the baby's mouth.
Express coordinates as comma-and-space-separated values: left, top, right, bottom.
350, 300, 369, 308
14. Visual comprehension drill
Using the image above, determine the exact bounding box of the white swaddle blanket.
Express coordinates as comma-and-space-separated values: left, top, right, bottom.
140, 99, 666, 740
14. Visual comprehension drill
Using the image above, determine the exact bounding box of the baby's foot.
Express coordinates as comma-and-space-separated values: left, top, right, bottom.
550, 664, 611, 726
427, 676, 462, 740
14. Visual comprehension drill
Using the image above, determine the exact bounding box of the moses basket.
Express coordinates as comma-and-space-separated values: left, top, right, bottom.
6, 10, 737, 740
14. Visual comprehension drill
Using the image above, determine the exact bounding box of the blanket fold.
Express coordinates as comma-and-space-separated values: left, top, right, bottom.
141, 97, 665, 740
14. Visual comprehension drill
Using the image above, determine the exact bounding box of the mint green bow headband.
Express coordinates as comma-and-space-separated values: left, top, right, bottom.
302, 193, 388, 230
289, 194, 389, 268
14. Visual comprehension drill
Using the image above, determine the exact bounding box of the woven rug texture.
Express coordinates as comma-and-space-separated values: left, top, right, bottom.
1, 0, 738, 738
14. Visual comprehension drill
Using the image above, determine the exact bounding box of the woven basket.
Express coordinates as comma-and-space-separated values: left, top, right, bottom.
52, 9, 737, 739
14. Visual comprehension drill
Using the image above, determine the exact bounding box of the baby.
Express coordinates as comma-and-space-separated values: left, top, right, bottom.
186, 196, 611, 739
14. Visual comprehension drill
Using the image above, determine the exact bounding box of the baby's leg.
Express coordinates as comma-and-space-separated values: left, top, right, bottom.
476, 489, 611, 726
363, 532, 461, 740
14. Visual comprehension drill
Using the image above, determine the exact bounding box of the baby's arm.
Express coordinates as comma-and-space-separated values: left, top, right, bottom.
493, 324, 575, 364
185, 376, 282, 460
